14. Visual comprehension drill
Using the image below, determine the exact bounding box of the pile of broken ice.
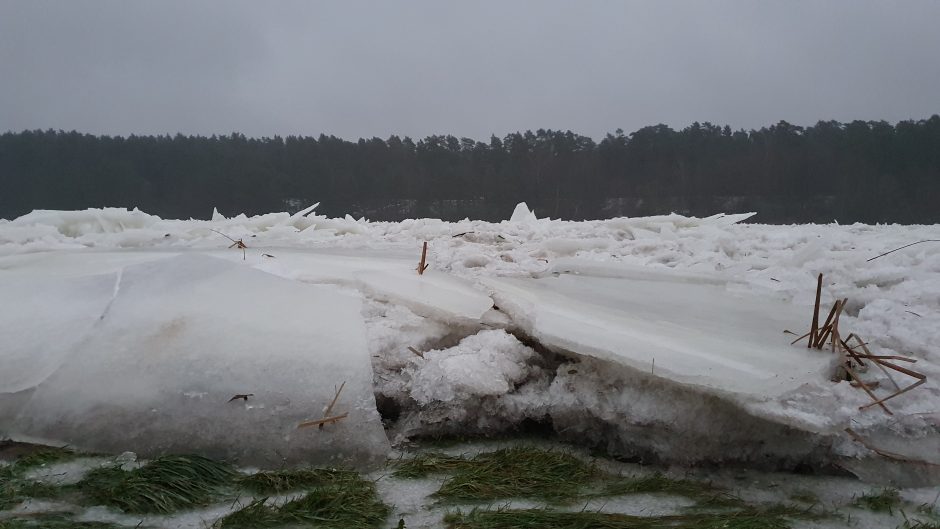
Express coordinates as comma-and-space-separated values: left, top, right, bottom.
1, 203, 938, 485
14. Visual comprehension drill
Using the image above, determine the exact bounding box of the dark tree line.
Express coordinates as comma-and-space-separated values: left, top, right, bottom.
1, 116, 938, 223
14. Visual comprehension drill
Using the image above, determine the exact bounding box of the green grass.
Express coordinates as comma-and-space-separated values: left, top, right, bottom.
236, 468, 364, 494
899, 519, 940, 529
1, 475, 61, 510
595, 472, 742, 508
855, 487, 902, 514
4, 447, 387, 528
0, 514, 129, 529
6, 447, 80, 472
1, 447, 79, 510
687, 491, 749, 509
393, 453, 467, 479
395, 447, 737, 506
215, 472, 389, 529
788, 489, 819, 504
417, 447, 600, 503
212, 498, 285, 527
597, 473, 713, 497
76, 454, 237, 514
443, 505, 823, 529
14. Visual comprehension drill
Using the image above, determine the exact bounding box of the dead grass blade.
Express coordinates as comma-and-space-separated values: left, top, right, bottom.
809, 273, 822, 347
858, 360, 926, 411
297, 413, 349, 429
417, 241, 429, 275
296, 381, 348, 430
867, 240, 940, 262
209, 229, 247, 260
845, 428, 923, 463
843, 365, 893, 415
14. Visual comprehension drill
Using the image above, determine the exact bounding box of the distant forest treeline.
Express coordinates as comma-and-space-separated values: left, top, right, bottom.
2, 116, 939, 223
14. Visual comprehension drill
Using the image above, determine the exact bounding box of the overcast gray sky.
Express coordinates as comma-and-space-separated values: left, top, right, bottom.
2, 1, 939, 140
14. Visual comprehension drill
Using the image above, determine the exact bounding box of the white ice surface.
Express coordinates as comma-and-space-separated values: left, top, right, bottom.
407, 330, 539, 405
508, 201, 538, 223
354, 269, 493, 325
0, 253, 389, 468
1, 205, 938, 476
485, 271, 838, 402
223, 249, 493, 324
0, 272, 117, 393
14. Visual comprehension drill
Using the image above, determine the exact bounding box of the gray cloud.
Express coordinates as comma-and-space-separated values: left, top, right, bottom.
2, 0, 939, 140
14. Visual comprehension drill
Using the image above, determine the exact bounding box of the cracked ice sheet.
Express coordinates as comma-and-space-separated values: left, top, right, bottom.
216, 249, 494, 324
0, 253, 389, 468
485, 270, 838, 410
0, 248, 494, 325
0, 272, 117, 393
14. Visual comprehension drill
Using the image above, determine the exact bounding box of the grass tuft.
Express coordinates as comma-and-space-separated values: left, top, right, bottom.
393, 453, 467, 479
2, 481, 60, 511
236, 468, 362, 494
396, 447, 741, 507
444, 505, 823, 529
7, 447, 79, 472
215, 471, 389, 529
0, 514, 129, 528
1, 448, 79, 510
689, 491, 749, 509
598, 473, 710, 496
77, 454, 236, 513
429, 447, 599, 503
899, 522, 940, 529
213, 498, 285, 528
855, 487, 902, 514
597, 472, 745, 509
788, 489, 819, 504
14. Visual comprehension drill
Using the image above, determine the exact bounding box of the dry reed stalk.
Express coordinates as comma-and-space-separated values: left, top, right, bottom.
814, 301, 841, 348
867, 240, 940, 262
845, 428, 919, 462
791, 276, 928, 414
851, 354, 917, 362
859, 361, 927, 411
851, 335, 902, 391
417, 241, 429, 275
838, 336, 926, 411
295, 381, 348, 431
789, 330, 812, 345
843, 365, 893, 415
842, 337, 870, 352
209, 229, 247, 260
840, 338, 867, 368
319, 381, 346, 431
297, 412, 349, 429
809, 273, 823, 347
831, 298, 847, 353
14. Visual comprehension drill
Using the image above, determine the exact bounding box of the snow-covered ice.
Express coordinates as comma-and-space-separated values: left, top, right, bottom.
0, 253, 388, 468
355, 269, 493, 325
485, 271, 838, 401
1, 204, 938, 482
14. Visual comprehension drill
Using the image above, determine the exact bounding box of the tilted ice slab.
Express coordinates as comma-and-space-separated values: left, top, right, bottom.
485, 265, 839, 404
353, 269, 493, 325
0, 253, 389, 468
225, 249, 495, 324
0, 248, 494, 326
0, 250, 181, 278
